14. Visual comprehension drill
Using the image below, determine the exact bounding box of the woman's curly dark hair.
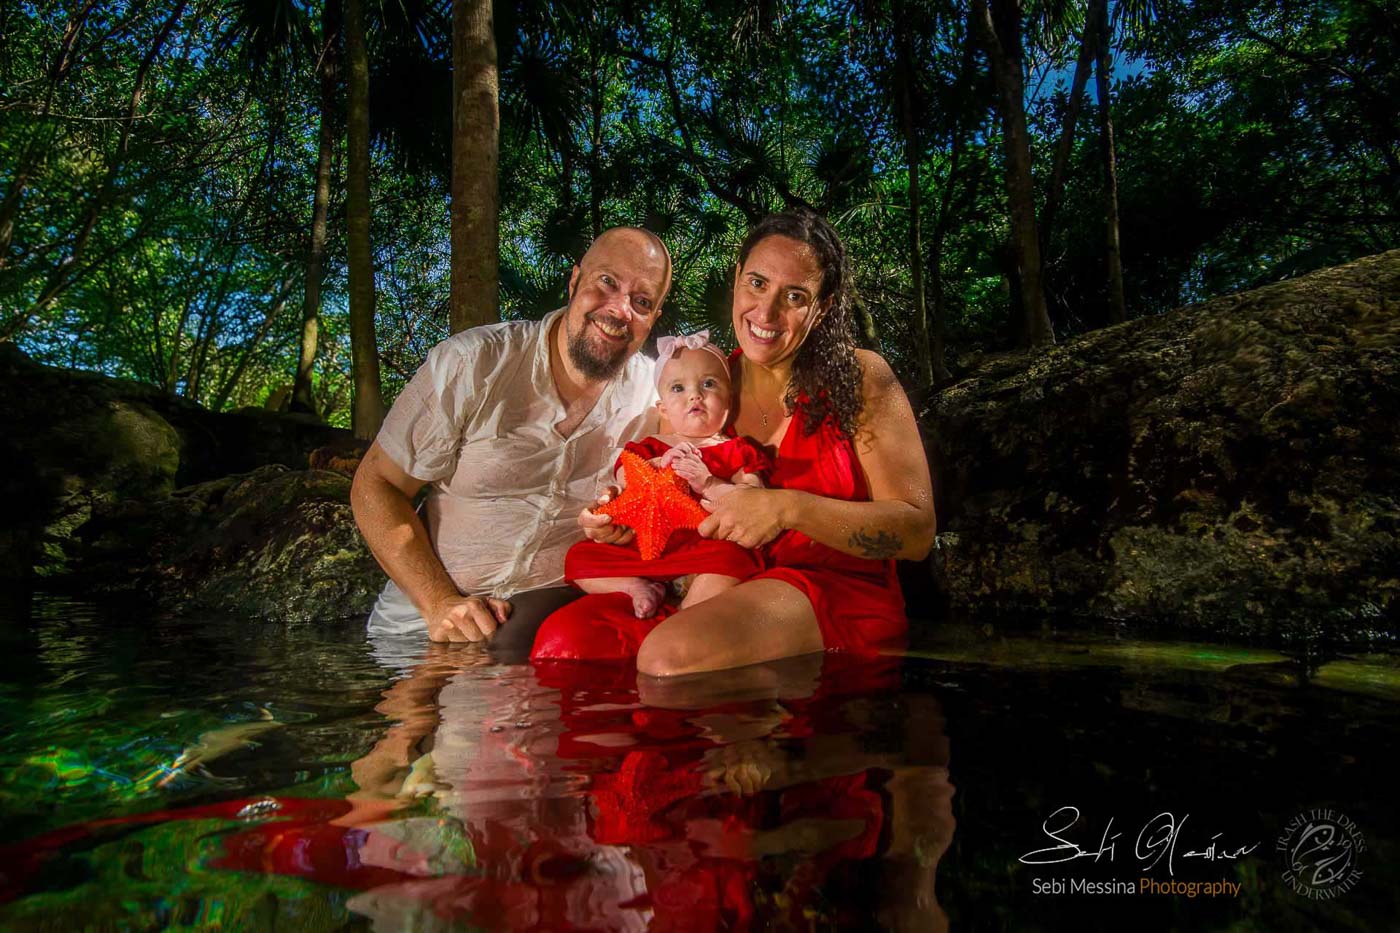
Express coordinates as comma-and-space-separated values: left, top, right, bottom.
737, 210, 863, 439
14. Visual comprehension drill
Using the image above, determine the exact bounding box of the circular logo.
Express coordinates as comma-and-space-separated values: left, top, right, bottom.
1277, 808, 1365, 899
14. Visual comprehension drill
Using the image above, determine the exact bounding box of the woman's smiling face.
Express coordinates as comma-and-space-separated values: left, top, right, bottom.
732, 234, 827, 368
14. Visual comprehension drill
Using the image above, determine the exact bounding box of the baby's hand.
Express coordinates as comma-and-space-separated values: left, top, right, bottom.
657, 441, 698, 470
670, 449, 713, 494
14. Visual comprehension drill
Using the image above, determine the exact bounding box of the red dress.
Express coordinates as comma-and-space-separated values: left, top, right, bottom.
563, 435, 771, 585
533, 390, 907, 662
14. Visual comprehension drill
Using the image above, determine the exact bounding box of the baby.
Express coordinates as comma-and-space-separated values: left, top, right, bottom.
565, 331, 771, 618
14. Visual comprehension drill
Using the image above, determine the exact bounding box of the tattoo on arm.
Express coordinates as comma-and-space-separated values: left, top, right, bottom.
849, 529, 902, 559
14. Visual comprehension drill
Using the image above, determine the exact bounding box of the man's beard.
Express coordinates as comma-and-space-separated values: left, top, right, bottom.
567, 311, 629, 380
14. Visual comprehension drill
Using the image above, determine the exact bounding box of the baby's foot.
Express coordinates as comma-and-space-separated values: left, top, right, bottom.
621, 578, 667, 618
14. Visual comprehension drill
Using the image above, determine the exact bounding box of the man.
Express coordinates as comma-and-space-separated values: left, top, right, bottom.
351, 227, 671, 653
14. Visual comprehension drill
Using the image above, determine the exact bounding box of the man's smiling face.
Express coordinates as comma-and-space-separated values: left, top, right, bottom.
564, 229, 671, 380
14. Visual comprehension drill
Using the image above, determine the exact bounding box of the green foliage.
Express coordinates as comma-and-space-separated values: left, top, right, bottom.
1, 0, 1395, 412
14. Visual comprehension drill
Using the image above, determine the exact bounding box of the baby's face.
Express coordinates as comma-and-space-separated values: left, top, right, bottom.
656, 348, 732, 438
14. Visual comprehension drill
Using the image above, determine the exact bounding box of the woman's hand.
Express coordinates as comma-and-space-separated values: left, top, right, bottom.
698, 486, 792, 549
578, 486, 635, 545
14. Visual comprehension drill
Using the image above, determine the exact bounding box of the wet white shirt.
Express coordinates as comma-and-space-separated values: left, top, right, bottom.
367, 307, 656, 634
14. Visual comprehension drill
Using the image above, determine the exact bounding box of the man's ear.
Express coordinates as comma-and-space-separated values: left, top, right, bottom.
567, 264, 580, 300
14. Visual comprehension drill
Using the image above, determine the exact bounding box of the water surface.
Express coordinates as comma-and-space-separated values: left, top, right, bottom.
1, 595, 1396, 930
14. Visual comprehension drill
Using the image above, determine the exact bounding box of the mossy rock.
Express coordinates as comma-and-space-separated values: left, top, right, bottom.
921, 249, 1400, 646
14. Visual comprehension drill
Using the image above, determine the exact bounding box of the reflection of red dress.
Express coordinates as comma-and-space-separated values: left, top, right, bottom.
563, 436, 771, 585
533, 384, 907, 662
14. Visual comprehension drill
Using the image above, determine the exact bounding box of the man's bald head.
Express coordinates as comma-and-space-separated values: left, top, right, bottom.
578, 227, 673, 309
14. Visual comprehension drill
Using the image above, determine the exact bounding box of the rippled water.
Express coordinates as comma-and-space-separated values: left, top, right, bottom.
0, 594, 1396, 930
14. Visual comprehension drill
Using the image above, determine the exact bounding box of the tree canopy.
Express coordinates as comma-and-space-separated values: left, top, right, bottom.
2, 0, 1395, 425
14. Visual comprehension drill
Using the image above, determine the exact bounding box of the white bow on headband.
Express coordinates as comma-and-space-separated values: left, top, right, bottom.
654, 330, 730, 389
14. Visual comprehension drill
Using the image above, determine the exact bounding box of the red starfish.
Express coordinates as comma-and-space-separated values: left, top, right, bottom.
596, 450, 709, 560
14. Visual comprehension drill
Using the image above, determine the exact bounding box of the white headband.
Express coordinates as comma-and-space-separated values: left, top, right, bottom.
653, 330, 730, 391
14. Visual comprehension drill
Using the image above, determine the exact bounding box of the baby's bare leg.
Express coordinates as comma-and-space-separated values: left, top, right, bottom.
680, 573, 741, 609
576, 576, 667, 618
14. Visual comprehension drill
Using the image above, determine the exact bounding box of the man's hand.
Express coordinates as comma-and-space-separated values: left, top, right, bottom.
578, 486, 635, 546
425, 594, 512, 643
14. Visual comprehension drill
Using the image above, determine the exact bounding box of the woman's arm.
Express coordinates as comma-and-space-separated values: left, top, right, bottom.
699, 352, 935, 560
787, 351, 935, 559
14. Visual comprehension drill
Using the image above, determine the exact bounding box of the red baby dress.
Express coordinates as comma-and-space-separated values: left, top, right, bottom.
563, 435, 771, 585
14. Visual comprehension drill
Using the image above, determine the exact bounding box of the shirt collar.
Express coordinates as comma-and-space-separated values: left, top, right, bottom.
530, 306, 567, 413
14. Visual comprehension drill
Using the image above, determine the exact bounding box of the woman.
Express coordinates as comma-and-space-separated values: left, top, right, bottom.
532, 210, 936, 675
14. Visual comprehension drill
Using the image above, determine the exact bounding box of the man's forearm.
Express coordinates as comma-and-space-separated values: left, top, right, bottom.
352, 475, 461, 618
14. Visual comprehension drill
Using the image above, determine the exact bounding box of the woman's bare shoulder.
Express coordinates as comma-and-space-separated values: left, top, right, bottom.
854, 349, 900, 398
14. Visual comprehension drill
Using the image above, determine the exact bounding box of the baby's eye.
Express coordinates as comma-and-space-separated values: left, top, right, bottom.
669, 384, 684, 392
702, 378, 718, 389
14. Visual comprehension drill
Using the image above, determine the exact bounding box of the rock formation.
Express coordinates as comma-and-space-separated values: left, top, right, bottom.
921, 249, 1399, 645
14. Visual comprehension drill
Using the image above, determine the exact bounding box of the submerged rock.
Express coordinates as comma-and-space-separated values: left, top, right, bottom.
922, 249, 1400, 645
78, 465, 384, 622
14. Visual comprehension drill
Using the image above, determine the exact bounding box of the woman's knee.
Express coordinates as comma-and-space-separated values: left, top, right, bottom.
638, 616, 722, 675
638, 627, 691, 672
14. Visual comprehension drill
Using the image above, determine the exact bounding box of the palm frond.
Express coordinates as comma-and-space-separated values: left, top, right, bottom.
222, 0, 315, 72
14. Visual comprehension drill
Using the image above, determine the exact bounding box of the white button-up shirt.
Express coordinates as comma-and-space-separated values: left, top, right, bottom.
372, 307, 656, 609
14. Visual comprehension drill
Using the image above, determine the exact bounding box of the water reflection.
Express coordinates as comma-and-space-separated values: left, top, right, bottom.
219, 648, 956, 930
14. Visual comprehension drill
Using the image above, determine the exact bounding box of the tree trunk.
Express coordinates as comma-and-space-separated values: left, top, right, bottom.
449, 0, 499, 335
1094, 0, 1126, 325
346, 0, 384, 438
892, 0, 934, 386
292, 0, 342, 415
973, 0, 1054, 347
1040, 0, 1101, 253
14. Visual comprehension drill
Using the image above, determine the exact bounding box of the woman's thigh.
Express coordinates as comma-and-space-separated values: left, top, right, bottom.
637, 577, 825, 676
